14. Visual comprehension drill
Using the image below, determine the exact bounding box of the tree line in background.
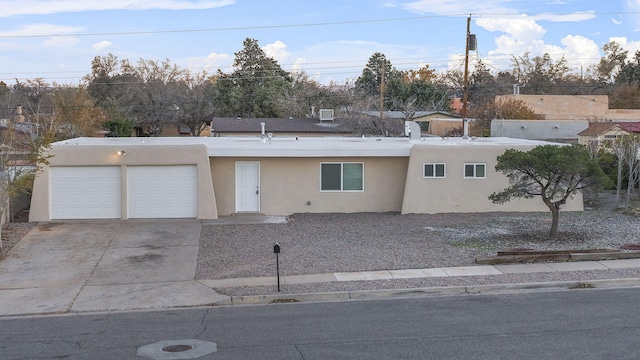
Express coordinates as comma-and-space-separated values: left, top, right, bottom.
2, 37, 640, 142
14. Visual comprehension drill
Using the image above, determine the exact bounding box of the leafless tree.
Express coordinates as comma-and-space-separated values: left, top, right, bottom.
607, 134, 640, 206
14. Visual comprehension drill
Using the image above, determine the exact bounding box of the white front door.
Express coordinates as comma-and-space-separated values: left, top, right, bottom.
236, 162, 260, 212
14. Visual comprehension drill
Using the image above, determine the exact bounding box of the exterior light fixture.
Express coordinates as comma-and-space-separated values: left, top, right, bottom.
117, 150, 126, 156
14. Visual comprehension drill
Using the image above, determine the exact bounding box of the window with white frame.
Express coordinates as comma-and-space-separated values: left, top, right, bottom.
320, 162, 364, 191
423, 163, 446, 178
464, 163, 486, 178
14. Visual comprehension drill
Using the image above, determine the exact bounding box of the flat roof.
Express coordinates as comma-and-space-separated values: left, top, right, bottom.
53, 136, 559, 157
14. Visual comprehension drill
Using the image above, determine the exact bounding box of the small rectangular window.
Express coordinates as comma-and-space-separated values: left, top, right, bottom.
320, 163, 341, 191
320, 162, 364, 191
424, 163, 446, 178
343, 163, 364, 191
418, 121, 430, 132
464, 163, 486, 178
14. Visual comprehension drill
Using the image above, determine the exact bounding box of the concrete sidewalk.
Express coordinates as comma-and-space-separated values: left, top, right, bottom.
199, 258, 640, 288
2, 219, 640, 317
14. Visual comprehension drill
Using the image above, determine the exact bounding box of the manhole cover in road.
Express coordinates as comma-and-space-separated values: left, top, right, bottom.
137, 339, 217, 359
162, 345, 193, 352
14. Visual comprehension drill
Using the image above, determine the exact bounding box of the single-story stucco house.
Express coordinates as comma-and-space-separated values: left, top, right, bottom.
491, 119, 590, 143
29, 134, 583, 221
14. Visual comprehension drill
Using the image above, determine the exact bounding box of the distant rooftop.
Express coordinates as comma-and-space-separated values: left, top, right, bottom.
210, 117, 353, 134
360, 111, 456, 119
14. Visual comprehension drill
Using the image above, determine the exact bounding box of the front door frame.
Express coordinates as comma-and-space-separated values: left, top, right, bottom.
235, 161, 261, 212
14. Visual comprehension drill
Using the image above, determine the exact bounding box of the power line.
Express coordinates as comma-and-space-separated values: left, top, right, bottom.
0, 14, 459, 39
2, 11, 639, 39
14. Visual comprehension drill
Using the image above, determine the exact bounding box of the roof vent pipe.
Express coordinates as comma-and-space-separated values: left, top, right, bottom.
462, 118, 469, 139
260, 122, 266, 143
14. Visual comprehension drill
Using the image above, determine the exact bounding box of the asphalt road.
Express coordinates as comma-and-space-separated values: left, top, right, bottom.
1, 288, 639, 359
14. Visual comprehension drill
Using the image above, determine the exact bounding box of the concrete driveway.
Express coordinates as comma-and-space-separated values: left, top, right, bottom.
0, 220, 229, 316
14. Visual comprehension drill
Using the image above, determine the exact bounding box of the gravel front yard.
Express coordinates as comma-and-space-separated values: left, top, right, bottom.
196, 192, 640, 296
196, 207, 640, 280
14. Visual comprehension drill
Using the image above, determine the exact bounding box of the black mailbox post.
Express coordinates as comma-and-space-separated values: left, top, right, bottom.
273, 243, 281, 292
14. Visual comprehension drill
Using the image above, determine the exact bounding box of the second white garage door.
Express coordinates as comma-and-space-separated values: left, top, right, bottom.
128, 165, 198, 218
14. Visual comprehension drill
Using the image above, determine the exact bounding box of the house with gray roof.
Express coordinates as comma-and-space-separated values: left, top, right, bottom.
210, 117, 354, 137
29, 133, 583, 221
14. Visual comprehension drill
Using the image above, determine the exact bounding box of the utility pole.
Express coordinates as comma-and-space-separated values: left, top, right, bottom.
462, 15, 477, 138
379, 66, 385, 119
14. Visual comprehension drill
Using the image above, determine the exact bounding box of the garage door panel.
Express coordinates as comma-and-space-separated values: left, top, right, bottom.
128, 165, 198, 218
51, 166, 121, 219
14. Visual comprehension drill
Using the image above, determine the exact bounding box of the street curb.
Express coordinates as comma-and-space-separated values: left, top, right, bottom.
218, 278, 640, 306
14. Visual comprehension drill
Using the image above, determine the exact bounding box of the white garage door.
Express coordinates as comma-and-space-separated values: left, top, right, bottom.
51, 166, 121, 219
128, 165, 198, 218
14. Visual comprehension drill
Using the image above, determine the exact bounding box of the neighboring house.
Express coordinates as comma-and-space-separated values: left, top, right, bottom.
577, 122, 640, 146
496, 94, 640, 121
360, 111, 461, 136
209, 117, 354, 137
29, 134, 583, 221
157, 124, 196, 137
491, 119, 590, 143
0, 118, 36, 225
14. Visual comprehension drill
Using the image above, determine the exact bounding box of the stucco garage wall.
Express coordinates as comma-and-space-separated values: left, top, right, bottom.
30, 144, 217, 221
210, 157, 409, 216
401, 142, 584, 214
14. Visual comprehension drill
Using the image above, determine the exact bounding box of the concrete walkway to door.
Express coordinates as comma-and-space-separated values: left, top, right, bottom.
0, 220, 229, 316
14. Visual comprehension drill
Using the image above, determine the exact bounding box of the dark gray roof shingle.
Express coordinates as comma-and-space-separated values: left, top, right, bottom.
211, 117, 353, 134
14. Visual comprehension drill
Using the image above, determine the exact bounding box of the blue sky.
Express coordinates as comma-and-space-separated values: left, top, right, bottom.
1, 0, 639, 85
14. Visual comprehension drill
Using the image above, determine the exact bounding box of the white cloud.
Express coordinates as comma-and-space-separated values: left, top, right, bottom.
92, 40, 113, 50
43, 36, 80, 48
397, 0, 512, 14
608, 36, 640, 58
291, 58, 308, 73
558, 35, 600, 67
477, 16, 546, 45
0, 0, 235, 17
262, 41, 290, 63
186, 52, 232, 73
0, 23, 84, 37
531, 12, 595, 22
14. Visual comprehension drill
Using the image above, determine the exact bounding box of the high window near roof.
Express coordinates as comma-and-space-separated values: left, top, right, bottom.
320, 163, 364, 191
464, 163, 486, 178
424, 163, 446, 178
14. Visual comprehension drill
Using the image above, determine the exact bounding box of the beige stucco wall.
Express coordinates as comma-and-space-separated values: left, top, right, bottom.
603, 109, 640, 120
210, 157, 409, 216
415, 118, 465, 136
497, 95, 609, 120
401, 142, 584, 214
29, 144, 217, 221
